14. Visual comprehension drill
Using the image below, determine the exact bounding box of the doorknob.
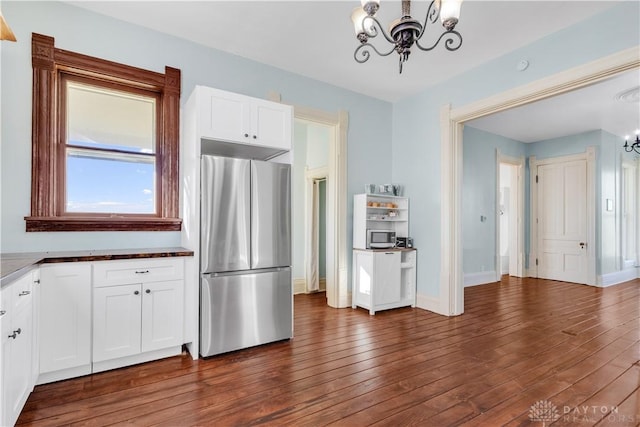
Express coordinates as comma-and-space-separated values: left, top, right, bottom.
579, 242, 586, 249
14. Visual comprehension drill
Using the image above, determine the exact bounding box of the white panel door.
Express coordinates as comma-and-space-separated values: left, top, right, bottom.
537, 159, 588, 283
93, 284, 142, 362
141, 280, 184, 353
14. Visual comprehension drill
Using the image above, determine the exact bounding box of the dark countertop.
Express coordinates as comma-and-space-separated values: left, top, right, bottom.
1, 247, 194, 288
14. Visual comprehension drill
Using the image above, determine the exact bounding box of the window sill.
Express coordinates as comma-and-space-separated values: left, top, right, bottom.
25, 216, 182, 232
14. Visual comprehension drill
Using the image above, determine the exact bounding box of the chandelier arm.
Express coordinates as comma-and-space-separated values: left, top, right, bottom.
354, 42, 398, 64
415, 30, 463, 52
363, 15, 397, 44
416, 0, 441, 41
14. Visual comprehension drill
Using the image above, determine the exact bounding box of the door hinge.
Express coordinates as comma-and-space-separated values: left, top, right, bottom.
535, 175, 538, 183
536, 258, 539, 266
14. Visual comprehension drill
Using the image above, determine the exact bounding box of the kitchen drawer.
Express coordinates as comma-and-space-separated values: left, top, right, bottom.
93, 258, 184, 287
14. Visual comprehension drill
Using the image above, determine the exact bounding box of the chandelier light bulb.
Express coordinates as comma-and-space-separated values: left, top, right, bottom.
351, 7, 368, 37
439, 0, 462, 30
361, 0, 380, 16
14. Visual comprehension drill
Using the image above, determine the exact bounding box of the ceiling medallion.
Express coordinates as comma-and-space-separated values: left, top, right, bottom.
615, 86, 640, 104
351, 0, 463, 73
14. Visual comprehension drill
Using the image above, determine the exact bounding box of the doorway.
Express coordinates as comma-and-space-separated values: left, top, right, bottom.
292, 120, 330, 297
306, 172, 328, 293
497, 154, 524, 279
441, 47, 638, 315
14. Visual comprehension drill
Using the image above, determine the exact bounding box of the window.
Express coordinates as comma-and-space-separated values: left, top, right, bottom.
27, 33, 181, 231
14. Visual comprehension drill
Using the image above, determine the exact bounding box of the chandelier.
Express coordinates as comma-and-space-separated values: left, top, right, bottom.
624, 130, 640, 154
351, 0, 463, 73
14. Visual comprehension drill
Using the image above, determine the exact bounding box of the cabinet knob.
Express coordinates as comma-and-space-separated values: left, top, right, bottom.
252, 135, 257, 139
145, 289, 151, 294
0, 310, 5, 317
34, 279, 40, 284
18, 290, 31, 297
244, 133, 249, 138
8, 332, 17, 340
134, 290, 140, 295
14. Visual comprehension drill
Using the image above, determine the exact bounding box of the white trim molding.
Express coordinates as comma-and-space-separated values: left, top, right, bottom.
293, 278, 306, 294
464, 271, 499, 287
597, 268, 638, 287
416, 293, 442, 314
441, 46, 639, 317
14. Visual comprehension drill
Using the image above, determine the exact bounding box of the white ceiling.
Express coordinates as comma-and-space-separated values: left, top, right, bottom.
467, 68, 640, 142
65, 0, 638, 141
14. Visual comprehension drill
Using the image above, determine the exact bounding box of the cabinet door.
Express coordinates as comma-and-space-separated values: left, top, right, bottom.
251, 99, 292, 150
39, 264, 91, 374
141, 280, 184, 353
373, 252, 401, 305
5, 300, 33, 425
93, 284, 142, 362
200, 89, 251, 143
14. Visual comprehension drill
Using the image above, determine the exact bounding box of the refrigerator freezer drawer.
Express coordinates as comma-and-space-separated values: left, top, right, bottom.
200, 268, 292, 357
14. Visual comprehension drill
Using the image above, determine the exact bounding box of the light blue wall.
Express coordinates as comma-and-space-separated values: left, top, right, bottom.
462, 127, 633, 279
392, 2, 640, 297
0, 1, 392, 254
462, 127, 526, 274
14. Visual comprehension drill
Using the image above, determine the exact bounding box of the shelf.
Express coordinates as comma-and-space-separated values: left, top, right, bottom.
400, 262, 414, 269
367, 219, 407, 222
367, 207, 407, 210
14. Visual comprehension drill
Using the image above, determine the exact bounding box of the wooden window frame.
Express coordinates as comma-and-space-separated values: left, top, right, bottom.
27, 33, 181, 232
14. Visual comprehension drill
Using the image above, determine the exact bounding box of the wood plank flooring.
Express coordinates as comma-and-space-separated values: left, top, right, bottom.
17, 277, 640, 426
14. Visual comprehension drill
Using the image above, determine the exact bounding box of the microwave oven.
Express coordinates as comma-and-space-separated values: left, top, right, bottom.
367, 229, 396, 249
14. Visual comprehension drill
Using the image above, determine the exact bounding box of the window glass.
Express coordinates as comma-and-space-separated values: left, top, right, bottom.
65, 81, 157, 214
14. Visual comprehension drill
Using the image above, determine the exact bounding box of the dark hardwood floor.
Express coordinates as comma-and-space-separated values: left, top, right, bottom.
18, 277, 640, 426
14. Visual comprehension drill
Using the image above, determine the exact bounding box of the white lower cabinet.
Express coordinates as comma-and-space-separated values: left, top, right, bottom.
92, 258, 184, 373
93, 279, 184, 364
1, 270, 38, 427
352, 249, 417, 315
38, 263, 92, 385
37, 257, 185, 383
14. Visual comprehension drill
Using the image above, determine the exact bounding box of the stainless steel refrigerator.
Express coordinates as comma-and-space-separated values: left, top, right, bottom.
199, 155, 292, 357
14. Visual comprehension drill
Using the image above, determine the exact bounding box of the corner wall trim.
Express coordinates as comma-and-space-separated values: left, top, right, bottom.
293, 278, 306, 295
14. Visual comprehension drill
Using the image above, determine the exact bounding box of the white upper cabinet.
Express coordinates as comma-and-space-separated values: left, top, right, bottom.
196, 86, 292, 152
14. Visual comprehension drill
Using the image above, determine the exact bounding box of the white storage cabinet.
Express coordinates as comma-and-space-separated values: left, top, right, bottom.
197, 86, 292, 151
353, 193, 409, 249
352, 249, 416, 315
38, 263, 92, 385
92, 258, 184, 372
1, 270, 38, 427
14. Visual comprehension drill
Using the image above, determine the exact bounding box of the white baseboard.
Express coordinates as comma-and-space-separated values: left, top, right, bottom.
339, 291, 352, 308
416, 293, 444, 315
464, 271, 498, 287
597, 268, 638, 287
293, 278, 306, 294
293, 277, 327, 294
